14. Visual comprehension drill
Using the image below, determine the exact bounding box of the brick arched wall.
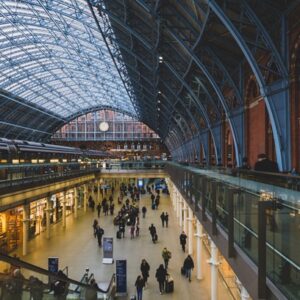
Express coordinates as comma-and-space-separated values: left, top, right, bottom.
290, 33, 300, 170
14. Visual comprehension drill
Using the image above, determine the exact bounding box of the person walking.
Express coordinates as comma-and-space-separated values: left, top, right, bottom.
92, 219, 98, 238
119, 220, 125, 238
142, 206, 147, 218
96, 203, 101, 218
183, 255, 194, 282
135, 224, 140, 237
180, 231, 187, 252
165, 212, 169, 227
140, 259, 150, 286
148, 224, 157, 243
130, 224, 135, 239
160, 212, 165, 227
155, 264, 167, 295
135, 275, 145, 300
162, 247, 172, 270
96, 225, 104, 247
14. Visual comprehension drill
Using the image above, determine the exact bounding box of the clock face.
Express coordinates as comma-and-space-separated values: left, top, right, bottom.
99, 121, 109, 132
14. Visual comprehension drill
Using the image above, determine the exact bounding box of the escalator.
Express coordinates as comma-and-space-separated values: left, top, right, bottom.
0, 253, 116, 299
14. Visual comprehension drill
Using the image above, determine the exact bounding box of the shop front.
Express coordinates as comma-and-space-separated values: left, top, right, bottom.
0, 207, 23, 254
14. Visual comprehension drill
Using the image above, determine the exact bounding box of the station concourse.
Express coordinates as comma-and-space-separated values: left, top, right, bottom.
0, 1, 299, 300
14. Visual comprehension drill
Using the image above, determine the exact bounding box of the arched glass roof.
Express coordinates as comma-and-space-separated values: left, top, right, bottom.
0, 0, 136, 117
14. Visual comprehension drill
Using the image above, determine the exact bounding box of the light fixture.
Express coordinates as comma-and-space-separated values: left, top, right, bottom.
159, 56, 163, 63
158, 90, 161, 94
158, 100, 161, 103
157, 107, 160, 111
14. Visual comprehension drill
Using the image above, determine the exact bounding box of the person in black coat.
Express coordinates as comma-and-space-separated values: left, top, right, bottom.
96, 225, 104, 247
165, 213, 169, 227
155, 264, 167, 294
148, 224, 156, 240
160, 212, 165, 227
183, 255, 194, 282
179, 231, 187, 252
135, 275, 145, 300
140, 259, 150, 285
254, 153, 279, 173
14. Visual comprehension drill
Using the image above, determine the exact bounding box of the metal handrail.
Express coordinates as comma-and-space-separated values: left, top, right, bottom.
0, 254, 115, 294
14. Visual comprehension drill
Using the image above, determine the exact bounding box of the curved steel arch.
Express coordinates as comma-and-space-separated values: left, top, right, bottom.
208, 0, 290, 170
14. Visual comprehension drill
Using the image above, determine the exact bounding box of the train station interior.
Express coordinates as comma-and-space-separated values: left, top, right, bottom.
0, 0, 299, 299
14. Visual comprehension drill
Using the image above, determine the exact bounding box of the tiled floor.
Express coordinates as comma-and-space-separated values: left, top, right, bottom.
16, 186, 234, 299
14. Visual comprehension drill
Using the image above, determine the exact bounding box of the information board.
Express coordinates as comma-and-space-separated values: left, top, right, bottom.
116, 259, 127, 295
48, 257, 59, 273
102, 237, 114, 264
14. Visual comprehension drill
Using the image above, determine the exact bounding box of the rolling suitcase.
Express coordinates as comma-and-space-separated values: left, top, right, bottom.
116, 231, 122, 239
181, 266, 186, 275
165, 276, 174, 293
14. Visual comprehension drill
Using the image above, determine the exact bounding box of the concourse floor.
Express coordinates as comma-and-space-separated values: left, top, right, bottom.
16, 189, 233, 300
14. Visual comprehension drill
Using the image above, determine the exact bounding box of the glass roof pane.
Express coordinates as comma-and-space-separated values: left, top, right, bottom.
0, 0, 137, 118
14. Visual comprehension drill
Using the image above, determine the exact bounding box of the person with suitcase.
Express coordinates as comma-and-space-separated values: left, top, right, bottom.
155, 264, 167, 295
162, 247, 172, 270
165, 274, 174, 293
183, 255, 194, 282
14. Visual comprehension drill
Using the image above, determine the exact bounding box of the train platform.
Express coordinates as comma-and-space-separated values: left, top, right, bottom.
14, 187, 233, 299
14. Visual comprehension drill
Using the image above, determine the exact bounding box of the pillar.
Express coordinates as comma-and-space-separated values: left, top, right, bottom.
22, 204, 29, 256
46, 196, 51, 239
176, 194, 180, 220
195, 220, 203, 280
83, 184, 88, 212
97, 181, 101, 203
62, 191, 66, 228
188, 207, 193, 255
179, 199, 183, 228
74, 187, 78, 219
183, 202, 188, 233
209, 240, 219, 300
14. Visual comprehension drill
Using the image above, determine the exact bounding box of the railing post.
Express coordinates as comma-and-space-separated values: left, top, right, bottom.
226, 188, 235, 258
258, 198, 273, 299
211, 181, 217, 235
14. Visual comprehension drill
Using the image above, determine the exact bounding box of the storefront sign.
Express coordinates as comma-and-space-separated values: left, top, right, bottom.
116, 260, 127, 295
102, 237, 113, 264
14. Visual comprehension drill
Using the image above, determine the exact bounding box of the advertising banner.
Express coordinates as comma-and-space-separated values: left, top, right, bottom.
102, 237, 114, 264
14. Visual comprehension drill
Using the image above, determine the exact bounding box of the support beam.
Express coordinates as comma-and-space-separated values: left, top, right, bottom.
22, 204, 29, 256
83, 184, 88, 213
62, 191, 66, 229
46, 196, 51, 239
188, 207, 194, 255
209, 240, 219, 300
195, 220, 204, 280
74, 187, 78, 219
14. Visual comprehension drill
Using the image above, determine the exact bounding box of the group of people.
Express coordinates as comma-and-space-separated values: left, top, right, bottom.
160, 212, 169, 227
134, 244, 194, 299
1, 267, 71, 300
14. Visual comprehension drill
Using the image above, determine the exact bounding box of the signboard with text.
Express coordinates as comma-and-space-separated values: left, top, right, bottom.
116, 259, 127, 295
